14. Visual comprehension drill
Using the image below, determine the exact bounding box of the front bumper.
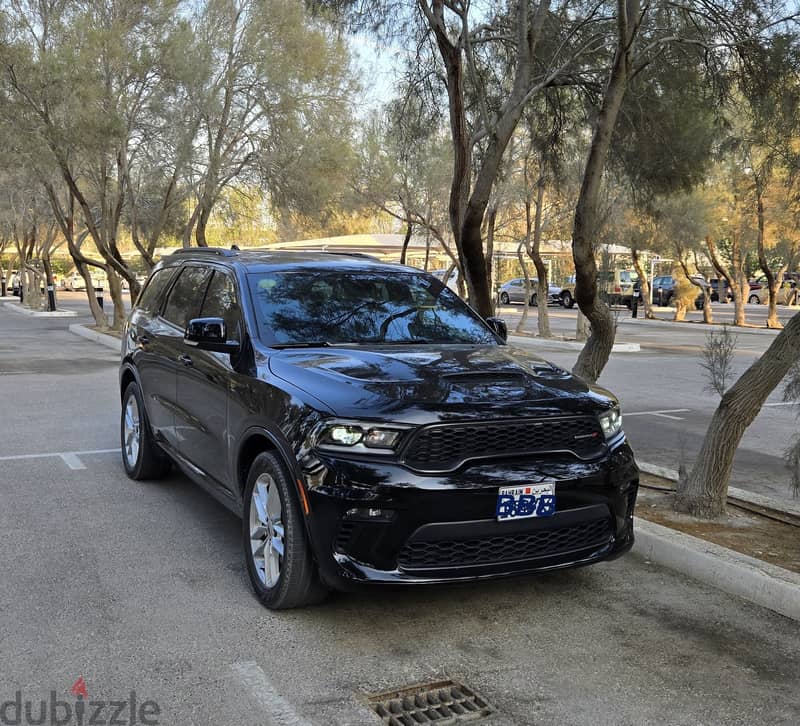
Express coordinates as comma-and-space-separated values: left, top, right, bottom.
301, 441, 638, 590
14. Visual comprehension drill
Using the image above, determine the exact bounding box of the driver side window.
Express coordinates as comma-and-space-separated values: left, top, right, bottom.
201, 271, 242, 343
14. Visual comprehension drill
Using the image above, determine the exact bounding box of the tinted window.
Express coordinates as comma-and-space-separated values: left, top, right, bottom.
248, 270, 497, 346
200, 271, 241, 342
162, 266, 212, 330
135, 268, 175, 314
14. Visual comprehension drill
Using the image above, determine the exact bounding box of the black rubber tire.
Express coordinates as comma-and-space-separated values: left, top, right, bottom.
529, 293, 538, 307
500, 292, 509, 304
120, 381, 171, 480
243, 452, 328, 609
560, 291, 574, 308
748, 295, 760, 304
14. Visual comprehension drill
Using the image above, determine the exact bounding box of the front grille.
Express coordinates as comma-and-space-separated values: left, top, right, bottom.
398, 518, 613, 570
401, 417, 604, 470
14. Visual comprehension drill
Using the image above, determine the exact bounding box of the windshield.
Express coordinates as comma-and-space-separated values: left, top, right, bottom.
247, 269, 498, 346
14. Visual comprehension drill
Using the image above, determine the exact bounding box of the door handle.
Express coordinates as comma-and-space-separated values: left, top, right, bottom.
178, 354, 193, 367
137, 334, 151, 345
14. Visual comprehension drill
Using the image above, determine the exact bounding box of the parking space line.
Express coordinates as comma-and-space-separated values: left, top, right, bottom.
230, 661, 306, 726
59, 453, 86, 470
0, 447, 120, 462
625, 409, 691, 420
762, 402, 797, 407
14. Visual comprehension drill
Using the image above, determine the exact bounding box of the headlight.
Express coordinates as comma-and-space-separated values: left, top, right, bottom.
598, 407, 623, 439
316, 421, 408, 454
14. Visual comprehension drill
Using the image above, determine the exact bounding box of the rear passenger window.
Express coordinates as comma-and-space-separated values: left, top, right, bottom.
201, 271, 241, 342
135, 268, 175, 314
162, 266, 212, 330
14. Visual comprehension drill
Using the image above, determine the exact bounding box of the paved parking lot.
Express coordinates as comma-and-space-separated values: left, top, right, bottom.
1, 308, 799, 725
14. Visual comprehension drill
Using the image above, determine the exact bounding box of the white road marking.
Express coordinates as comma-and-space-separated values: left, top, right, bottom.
0, 447, 120, 462
60, 453, 86, 470
230, 662, 308, 726
762, 402, 797, 407
625, 409, 691, 420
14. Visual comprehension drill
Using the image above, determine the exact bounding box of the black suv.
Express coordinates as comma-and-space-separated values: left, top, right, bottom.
120, 249, 638, 609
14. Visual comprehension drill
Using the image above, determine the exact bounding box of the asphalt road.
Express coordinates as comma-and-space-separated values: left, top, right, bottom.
1, 304, 799, 725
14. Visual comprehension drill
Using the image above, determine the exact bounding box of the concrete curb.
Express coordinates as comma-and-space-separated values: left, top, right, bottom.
508, 334, 640, 353
632, 518, 800, 621
3, 301, 78, 317
618, 315, 787, 336
0, 295, 18, 301
638, 461, 800, 520
69, 323, 121, 352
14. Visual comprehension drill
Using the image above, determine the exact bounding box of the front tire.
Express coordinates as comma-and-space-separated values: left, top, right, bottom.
560, 291, 574, 308
243, 452, 328, 609
121, 382, 171, 480
500, 292, 510, 304
529, 293, 538, 307
748, 294, 760, 304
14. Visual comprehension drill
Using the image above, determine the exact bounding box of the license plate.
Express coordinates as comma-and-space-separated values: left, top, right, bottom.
496, 482, 556, 521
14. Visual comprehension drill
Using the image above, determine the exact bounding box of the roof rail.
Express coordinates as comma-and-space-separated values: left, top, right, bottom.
169, 247, 239, 258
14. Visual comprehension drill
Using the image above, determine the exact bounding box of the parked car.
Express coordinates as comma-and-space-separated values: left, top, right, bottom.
694, 277, 733, 309
64, 272, 87, 292
498, 278, 561, 306
120, 248, 638, 609
750, 279, 798, 305
651, 276, 676, 306
558, 270, 638, 309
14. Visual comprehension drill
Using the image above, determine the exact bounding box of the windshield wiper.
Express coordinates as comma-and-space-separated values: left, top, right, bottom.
269, 341, 332, 349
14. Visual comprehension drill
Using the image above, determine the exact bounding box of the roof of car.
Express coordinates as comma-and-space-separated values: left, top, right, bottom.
163, 247, 419, 274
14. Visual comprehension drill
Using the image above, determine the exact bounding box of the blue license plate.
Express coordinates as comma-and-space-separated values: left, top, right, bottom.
496, 482, 556, 521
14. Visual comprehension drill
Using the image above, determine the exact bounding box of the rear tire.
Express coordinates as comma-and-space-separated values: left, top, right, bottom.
529, 293, 538, 307
243, 452, 328, 609
121, 381, 171, 480
748, 294, 760, 304
560, 291, 574, 308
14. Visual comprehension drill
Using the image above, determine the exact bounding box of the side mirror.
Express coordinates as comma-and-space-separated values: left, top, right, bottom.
485, 316, 508, 342
185, 317, 239, 353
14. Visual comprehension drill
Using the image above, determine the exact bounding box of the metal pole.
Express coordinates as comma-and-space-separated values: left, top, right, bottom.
46, 284, 56, 311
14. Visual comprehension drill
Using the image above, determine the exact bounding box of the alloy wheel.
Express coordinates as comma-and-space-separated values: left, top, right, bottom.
123, 395, 141, 467
249, 473, 285, 588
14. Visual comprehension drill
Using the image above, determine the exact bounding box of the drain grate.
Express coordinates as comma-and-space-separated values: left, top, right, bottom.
366, 679, 494, 725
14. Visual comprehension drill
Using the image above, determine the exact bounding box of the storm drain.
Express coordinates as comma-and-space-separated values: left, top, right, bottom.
366, 679, 494, 725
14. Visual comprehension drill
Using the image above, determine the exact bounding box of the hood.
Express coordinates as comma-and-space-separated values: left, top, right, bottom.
267, 344, 616, 423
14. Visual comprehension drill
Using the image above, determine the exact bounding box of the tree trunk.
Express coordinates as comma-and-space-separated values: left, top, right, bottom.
676, 309, 800, 518
107, 271, 126, 330
516, 242, 531, 334
42, 253, 56, 311
631, 248, 653, 319
753, 174, 782, 329
571, 0, 640, 382
530, 179, 550, 338
400, 218, 413, 265
78, 262, 108, 329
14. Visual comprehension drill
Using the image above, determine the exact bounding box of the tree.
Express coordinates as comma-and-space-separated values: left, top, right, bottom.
184, 0, 355, 247
675, 309, 800, 517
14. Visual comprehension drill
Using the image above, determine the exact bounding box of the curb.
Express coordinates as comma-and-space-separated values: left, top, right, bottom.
638, 461, 800, 520
618, 316, 786, 336
0, 295, 19, 301
508, 335, 640, 353
632, 518, 800, 621
69, 323, 121, 352
3, 301, 78, 317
